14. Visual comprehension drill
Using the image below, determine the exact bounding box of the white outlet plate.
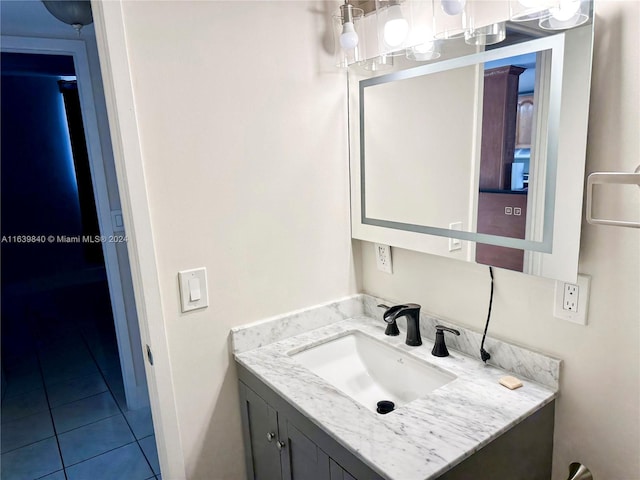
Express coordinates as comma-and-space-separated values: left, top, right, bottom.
449, 222, 462, 251
178, 268, 209, 313
374, 243, 393, 274
553, 274, 591, 325
563, 283, 578, 311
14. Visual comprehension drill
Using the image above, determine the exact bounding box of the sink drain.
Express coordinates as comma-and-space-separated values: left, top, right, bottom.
376, 400, 395, 414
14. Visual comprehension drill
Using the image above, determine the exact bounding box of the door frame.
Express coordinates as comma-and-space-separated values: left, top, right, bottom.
87, 1, 187, 477
1, 34, 152, 406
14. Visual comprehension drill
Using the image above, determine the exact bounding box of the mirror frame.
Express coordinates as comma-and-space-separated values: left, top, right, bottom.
349, 22, 594, 282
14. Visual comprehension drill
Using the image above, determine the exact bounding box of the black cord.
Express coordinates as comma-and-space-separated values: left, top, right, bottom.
480, 266, 493, 363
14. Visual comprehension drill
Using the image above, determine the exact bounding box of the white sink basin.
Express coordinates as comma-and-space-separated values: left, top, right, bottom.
289, 331, 456, 413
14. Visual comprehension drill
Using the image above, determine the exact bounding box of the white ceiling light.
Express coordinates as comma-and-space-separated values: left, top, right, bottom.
41, 0, 93, 33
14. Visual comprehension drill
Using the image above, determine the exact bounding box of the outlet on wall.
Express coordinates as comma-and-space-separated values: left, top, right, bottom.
375, 243, 393, 274
553, 274, 591, 325
448, 222, 463, 252
563, 283, 579, 311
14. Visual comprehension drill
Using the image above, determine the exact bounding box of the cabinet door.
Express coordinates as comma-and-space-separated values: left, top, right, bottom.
476, 192, 527, 272
329, 459, 356, 480
280, 419, 331, 480
516, 95, 534, 148
239, 383, 282, 480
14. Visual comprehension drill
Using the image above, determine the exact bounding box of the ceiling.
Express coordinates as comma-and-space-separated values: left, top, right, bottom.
1, 0, 95, 39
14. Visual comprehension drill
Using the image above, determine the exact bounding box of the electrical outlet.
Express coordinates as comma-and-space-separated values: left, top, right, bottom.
374, 243, 393, 274
553, 274, 591, 325
563, 283, 578, 311
449, 222, 462, 252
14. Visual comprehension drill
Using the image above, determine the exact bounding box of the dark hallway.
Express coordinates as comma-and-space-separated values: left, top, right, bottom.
1, 52, 159, 480
1, 281, 159, 479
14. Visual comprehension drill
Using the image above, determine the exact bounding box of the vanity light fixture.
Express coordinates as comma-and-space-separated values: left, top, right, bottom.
333, 1, 365, 68
539, 0, 589, 30
433, 0, 467, 39
382, 1, 410, 47
509, 0, 555, 22
406, 35, 440, 60
376, 0, 412, 55
463, 0, 509, 46
406, 0, 441, 60
339, 2, 360, 49
465, 22, 506, 45
362, 54, 395, 72
335, 0, 589, 68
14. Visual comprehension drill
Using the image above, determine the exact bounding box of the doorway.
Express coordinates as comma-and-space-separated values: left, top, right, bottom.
0, 47, 160, 479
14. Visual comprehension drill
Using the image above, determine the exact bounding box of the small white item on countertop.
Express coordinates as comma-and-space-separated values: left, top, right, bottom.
499, 375, 523, 390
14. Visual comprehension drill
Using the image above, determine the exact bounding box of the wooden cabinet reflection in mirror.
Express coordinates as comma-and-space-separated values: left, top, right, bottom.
477, 65, 531, 272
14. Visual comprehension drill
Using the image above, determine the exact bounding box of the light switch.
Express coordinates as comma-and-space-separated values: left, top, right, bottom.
188, 278, 201, 302
178, 268, 208, 313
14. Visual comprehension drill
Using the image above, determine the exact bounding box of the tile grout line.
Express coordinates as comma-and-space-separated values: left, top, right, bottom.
40, 306, 124, 479
62, 439, 139, 469
77, 323, 158, 476
34, 329, 70, 480
52, 409, 122, 436
4, 284, 155, 478
1, 432, 57, 456
136, 435, 158, 477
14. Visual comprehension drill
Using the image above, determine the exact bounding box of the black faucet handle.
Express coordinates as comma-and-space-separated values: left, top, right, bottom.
432, 325, 461, 357
434, 325, 460, 336
377, 304, 400, 336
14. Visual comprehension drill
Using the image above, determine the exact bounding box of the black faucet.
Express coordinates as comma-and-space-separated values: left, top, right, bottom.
431, 325, 461, 357
378, 304, 422, 346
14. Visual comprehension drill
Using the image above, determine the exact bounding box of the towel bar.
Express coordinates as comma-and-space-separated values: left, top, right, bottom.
586, 172, 640, 228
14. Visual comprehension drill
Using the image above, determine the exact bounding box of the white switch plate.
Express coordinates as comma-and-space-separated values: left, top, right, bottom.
449, 222, 462, 251
553, 274, 590, 325
111, 209, 125, 233
178, 268, 209, 313
374, 244, 393, 274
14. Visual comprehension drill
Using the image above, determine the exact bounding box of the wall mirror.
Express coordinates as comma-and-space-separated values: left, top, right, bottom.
348, 6, 594, 282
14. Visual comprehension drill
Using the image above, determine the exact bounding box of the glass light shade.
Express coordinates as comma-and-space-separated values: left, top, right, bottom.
405, 1, 441, 61
539, 0, 589, 29
362, 54, 395, 71
433, 0, 467, 39
463, 0, 509, 44
464, 22, 506, 45
376, 0, 412, 56
509, 0, 556, 22
384, 10, 410, 47
406, 40, 441, 61
333, 5, 365, 68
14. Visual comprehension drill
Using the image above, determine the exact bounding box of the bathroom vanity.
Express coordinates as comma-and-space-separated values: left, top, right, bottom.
232, 295, 560, 480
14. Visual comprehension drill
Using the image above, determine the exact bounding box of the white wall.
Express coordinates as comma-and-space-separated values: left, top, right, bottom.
359, 2, 640, 479
111, 1, 358, 477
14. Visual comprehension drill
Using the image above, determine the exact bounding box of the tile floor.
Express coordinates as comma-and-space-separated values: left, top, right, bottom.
1, 280, 160, 480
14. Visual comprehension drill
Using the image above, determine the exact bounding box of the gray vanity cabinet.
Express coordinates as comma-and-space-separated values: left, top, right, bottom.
238, 363, 554, 480
239, 382, 356, 480
239, 383, 283, 479
330, 460, 356, 480
238, 364, 384, 480
281, 420, 331, 480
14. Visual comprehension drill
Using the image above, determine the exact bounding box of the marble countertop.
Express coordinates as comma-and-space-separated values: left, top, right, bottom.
233, 312, 557, 480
